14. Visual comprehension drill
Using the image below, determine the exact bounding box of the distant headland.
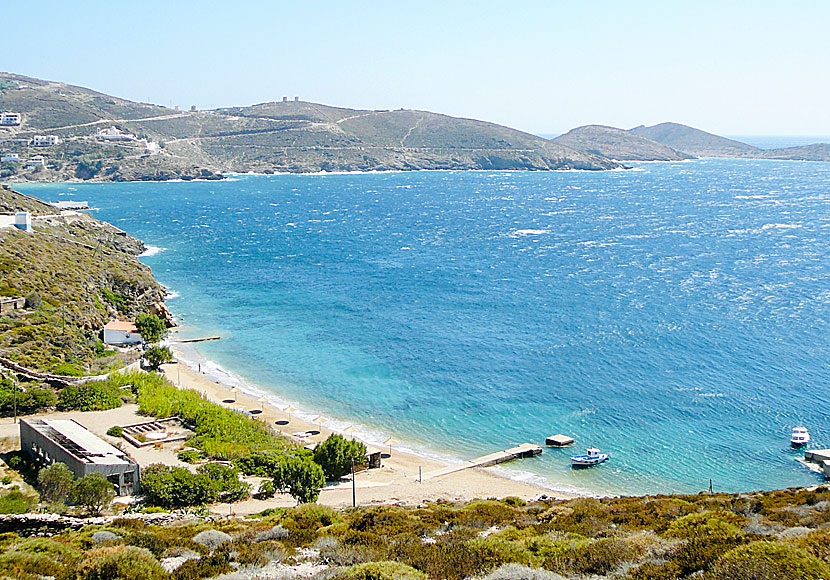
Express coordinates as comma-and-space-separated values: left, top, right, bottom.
1, 72, 829, 183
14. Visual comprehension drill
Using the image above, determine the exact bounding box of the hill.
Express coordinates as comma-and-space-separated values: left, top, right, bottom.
0, 185, 164, 373
759, 142, 830, 162
0, 73, 620, 181
630, 122, 762, 158
553, 124, 694, 161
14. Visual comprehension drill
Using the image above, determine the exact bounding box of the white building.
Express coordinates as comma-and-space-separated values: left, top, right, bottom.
0, 112, 22, 126
32, 135, 60, 147
96, 126, 135, 142
14, 212, 31, 232
25, 155, 45, 169
1, 154, 20, 163
103, 320, 142, 345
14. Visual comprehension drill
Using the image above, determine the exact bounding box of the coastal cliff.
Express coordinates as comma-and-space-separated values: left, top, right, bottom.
0, 186, 165, 372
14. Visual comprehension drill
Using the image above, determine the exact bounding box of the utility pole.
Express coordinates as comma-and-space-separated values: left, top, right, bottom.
351, 458, 356, 508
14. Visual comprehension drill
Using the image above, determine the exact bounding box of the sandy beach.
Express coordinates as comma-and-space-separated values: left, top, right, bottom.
159, 355, 572, 513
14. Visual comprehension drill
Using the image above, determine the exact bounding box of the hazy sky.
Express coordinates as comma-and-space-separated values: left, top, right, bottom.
5, 1, 829, 136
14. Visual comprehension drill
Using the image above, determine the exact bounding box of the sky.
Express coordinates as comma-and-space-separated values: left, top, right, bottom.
4, 1, 829, 136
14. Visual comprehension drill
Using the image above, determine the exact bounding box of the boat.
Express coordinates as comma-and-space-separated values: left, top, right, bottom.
791, 426, 810, 447
570, 447, 610, 467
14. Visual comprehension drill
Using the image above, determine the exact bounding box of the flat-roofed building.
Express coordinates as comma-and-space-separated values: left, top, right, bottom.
20, 418, 139, 495
32, 135, 60, 147
103, 320, 142, 345
0, 112, 22, 126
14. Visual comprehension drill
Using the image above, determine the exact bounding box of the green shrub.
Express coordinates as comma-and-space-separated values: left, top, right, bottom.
141, 464, 216, 508
233, 451, 282, 476
135, 313, 167, 343
53, 362, 85, 377
70, 472, 115, 515
196, 463, 250, 503
172, 549, 232, 580
0, 550, 63, 579
256, 479, 277, 499
710, 541, 830, 580
314, 434, 367, 480
37, 462, 74, 504
107, 426, 124, 438
76, 545, 166, 580
0, 379, 57, 416
58, 380, 122, 411
177, 449, 204, 463
0, 489, 36, 514
339, 560, 428, 580
0, 476, 10, 485
276, 455, 326, 504
144, 346, 172, 370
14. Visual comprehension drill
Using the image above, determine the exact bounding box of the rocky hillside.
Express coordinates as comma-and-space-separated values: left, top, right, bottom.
630, 122, 762, 158
0, 187, 164, 372
553, 125, 694, 161
0, 73, 620, 182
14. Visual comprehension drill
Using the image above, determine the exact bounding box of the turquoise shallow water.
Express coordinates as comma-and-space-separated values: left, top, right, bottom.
17, 158, 830, 496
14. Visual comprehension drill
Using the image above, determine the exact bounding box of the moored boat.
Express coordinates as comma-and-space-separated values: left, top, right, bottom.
791, 426, 810, 447
571, 447, 610, 467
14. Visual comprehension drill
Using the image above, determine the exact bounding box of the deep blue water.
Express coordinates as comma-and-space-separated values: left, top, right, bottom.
16, 159, 830, 496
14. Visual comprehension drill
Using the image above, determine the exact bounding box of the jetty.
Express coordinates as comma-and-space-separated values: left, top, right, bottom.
174, 336, 221, 343
421, 443, 542, 481
804, 449, 830, 477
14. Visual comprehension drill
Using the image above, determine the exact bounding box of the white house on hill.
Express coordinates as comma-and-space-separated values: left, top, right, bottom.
32, 135, 60, 147
103, 320, 142, 345
0, 112, 22, 126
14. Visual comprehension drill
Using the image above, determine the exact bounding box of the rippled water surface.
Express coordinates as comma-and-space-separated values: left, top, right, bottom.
19, 159, 830, 495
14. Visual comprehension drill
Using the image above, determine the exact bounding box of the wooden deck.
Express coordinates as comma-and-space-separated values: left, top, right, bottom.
421, 443, 543, 480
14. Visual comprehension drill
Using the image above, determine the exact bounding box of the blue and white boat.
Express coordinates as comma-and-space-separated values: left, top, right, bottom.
570, 447, 610, 467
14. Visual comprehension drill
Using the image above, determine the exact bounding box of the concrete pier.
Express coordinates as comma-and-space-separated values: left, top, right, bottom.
421, 443, 542, 481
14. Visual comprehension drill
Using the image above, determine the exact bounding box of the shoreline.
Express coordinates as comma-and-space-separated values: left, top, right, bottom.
159, 349, 580, 510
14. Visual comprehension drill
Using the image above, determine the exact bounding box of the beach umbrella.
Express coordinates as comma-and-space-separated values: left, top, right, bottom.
283, 405, 297, 420
313, 416, 328, 430
230, 386, 240, 402
344, 425, 358, 439
383, 437, 398, 455
257, 396, 267, 411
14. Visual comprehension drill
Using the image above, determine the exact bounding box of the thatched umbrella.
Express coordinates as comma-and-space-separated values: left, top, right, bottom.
344, 425, 359, 439
230, 386, 240, 402
383, 437, 399, 455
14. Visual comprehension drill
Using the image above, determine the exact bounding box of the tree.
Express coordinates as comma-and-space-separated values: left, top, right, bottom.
37, 462, 74, 504
24, 291, 41, 309
144, 345, 172, 370
134, 313, 167, 343
140, 464, 215, 508
281, 455, 325, 504
70, 472, 115, 515
313, 433, 367, 480
197, 463, 250, 503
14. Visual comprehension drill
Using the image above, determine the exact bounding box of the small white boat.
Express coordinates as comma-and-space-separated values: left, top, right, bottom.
571, 447, 610, 467
791, 426, 810, 447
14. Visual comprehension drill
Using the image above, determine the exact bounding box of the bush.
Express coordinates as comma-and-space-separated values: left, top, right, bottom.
92, 530, 123, 544
76, 545, 166, 580
233, 451, 283, 477
140, 464, 216, 508
276, 455, 326, 504
135, 313, 167, 343
70, 472, 115, 515
37, 462, 74, 504
144, 346, 172, 370
710, 541, 830, 580
339, 560, 428, 580
0, 379, 56, 416
192, 529, 232, 551
23, 291, 41, 309
0, 489, 36, 514
53, 362, 85, 377
172, 550, 231, 580
314, 433, 367, 480
0, 476, 10, 485
196, 463, 250, 503
177, 449, 204, 463
58, 381, 122, 411
107, 426, 124, 438
256, 479, 277, 499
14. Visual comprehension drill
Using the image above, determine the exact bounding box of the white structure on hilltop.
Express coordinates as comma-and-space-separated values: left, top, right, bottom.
96, 126, 136, 142
1, 154, 20, 163
25, 155, 45, 169
14, 212, 32, 232
0, 112, 22, 126
32, 135, 60, 147
103, 320, 142, 345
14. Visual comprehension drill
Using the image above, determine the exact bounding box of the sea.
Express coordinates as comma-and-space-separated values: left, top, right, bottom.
16, 157, 830, 497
